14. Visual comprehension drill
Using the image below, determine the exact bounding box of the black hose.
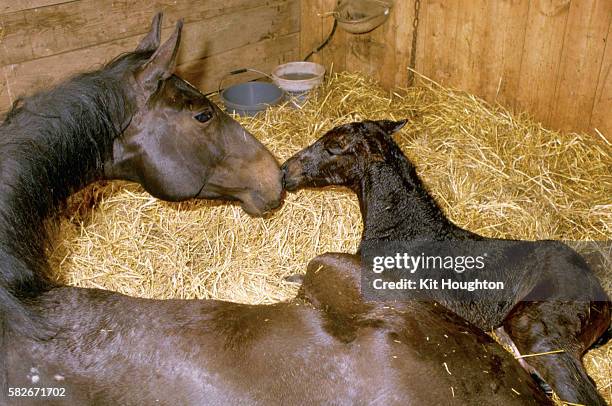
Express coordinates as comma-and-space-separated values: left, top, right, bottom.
303, 19, 338, 61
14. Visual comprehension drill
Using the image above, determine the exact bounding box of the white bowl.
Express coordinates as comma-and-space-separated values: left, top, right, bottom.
271, 62, 326, 94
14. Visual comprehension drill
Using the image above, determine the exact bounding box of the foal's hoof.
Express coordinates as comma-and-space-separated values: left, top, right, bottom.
592, 326, 611, 348
530, 373, 553, 396
284, 274, 305, 284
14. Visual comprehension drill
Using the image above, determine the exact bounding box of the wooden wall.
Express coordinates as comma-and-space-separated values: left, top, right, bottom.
1, 1, 609, 138
0, 0, 300, 114
301, 0, 612, 139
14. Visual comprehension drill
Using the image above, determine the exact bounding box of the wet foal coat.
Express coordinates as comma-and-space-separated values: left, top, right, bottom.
281, 120, 611, 405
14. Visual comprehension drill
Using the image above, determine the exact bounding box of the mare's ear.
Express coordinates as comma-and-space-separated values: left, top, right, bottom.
376, 119, 408, 134
136, 12, 163, 53
136, 19, 183, 95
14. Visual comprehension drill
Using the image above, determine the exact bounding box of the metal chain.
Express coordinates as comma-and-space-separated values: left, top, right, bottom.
407, 0, 421, 87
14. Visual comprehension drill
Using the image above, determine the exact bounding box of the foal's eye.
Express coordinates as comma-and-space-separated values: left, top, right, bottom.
324, 141, 347, 156
194, 111, 213, 123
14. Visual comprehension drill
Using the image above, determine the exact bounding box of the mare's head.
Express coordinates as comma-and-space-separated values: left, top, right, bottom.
281, 120, 407, 191
105, 14, 282, 216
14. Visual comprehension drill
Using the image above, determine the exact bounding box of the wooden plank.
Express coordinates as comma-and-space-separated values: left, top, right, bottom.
177, 33, 300, 94
0, 0, 73, 15
0, 3, 299, 111
366, 0, 413, 89
300, 0, 345, 73
300, 0, 323, 62
477, 0, 530, 108
318, 0, 345, 73
344, 36, 368, 78
343, 1, 400, 82
0, 33, 300, 114
1, 36, 140, 113
551, 0, 612, 133
469, 0, 503, 101
414, 0, 428, 78
0, 0, 292, 65
590, 20, 612, 140
453, 0, 488, 92
516, 0, 570, 126
342, 0, 374, 77
419, 0, 460, 85
345, 31, 380, 79
389, 0, 414, 88
324, 19, 347, 75
175, 0, 299, 63
0, 66, 11, 113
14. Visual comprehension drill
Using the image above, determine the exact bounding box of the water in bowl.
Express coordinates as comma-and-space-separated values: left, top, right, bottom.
279, 73, 319, 81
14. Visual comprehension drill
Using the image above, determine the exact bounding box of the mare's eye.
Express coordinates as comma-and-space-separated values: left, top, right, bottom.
194, 111, 213, 123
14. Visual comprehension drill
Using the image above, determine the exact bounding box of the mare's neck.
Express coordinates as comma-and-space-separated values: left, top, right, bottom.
0, 71, 132, 284
355, 153, 468, 242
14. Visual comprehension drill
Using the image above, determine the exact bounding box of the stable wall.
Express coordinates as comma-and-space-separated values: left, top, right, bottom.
1, 0, 610, 139
0, 0, 300, 114
301, 0, 611, 139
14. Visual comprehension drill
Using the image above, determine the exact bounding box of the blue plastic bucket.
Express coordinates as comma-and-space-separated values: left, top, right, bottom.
220, 82, 284, 116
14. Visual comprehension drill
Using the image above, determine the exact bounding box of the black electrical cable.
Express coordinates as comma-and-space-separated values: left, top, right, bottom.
303, 19, 338, 61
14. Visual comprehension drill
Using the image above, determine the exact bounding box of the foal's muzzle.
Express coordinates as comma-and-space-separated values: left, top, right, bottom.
280, 160, 303, 192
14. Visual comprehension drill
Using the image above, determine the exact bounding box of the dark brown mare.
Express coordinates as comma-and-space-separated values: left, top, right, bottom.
0, 14, 550, 405
281, 120, 611, 405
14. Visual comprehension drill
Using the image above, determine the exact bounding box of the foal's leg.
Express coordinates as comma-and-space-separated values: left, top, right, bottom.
494, 326, 552, 394
502, 301, 609, 406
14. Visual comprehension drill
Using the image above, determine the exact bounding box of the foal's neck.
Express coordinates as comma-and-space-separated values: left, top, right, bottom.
355, 148, 469, 241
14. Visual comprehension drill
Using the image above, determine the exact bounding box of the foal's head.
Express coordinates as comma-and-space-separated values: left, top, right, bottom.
105, 14, 282, 216
281, 120, 407, 191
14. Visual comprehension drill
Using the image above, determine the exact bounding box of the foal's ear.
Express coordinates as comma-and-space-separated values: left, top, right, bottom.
136, 12, 163, 53
376, 119, 408, 134
136, 19, 183, 95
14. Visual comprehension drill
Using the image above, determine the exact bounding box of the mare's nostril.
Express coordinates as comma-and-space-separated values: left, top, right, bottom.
270, 198, 282, 210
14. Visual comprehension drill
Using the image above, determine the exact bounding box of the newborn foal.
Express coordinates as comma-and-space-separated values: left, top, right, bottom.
281, 120, 611, 405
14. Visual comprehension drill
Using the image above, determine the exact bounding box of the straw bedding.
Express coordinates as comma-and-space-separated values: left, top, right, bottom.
47, 72, 611, 403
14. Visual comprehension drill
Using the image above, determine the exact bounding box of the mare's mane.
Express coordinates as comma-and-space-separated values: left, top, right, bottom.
0, 50, 151, 339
